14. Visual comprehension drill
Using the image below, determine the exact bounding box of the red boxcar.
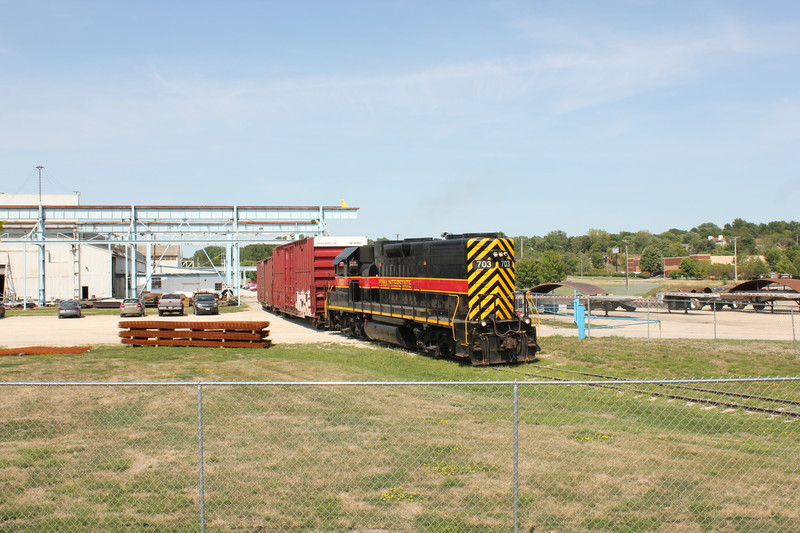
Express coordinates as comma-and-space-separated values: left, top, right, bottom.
257, 236, 367, 325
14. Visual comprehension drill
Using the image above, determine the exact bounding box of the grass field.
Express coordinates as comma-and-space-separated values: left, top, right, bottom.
1, 338, 798, 531
562, 276, 736, 298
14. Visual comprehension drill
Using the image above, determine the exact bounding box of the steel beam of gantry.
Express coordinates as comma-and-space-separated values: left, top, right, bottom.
0, 204, 359, 303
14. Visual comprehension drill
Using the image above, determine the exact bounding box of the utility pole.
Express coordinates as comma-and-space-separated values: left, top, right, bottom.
733, 236, 739, 281
625, 244, 629, 288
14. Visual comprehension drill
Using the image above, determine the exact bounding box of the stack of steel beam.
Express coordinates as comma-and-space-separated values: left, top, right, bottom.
119, 320, 271, 348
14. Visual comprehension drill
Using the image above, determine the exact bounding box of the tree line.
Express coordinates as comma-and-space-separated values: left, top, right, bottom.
512, 218, 800, 287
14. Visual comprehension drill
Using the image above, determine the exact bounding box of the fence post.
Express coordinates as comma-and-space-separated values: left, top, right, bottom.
792, 308, 797, 358
586, 296, 592, 338
513, 382, 519, 533
197, 384, 206, 533
713, 303, 717, 350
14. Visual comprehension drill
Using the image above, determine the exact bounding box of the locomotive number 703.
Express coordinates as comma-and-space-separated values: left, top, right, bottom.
473, 259, 512, 269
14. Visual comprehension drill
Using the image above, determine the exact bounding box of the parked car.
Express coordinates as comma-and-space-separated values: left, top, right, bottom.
0, 302, 5, 318
193, 293, 219, 315
58, 300, 82, 319
120, 298, 146, 317
157, 293, 184, 316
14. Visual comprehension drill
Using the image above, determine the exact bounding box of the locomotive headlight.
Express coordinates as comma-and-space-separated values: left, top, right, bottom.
523, 316, 531, 325
480, 319, 488, 328
492, 251, 499, 258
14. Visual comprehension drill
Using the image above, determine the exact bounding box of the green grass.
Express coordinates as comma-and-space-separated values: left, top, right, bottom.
0, 339, 797, 531
2, 335, 795, 382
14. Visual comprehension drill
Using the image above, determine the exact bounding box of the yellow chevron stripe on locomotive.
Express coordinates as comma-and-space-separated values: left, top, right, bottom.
466, 237, 516, 320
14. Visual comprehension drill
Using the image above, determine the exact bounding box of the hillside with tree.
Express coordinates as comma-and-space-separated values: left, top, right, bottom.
512, 219, 800, 288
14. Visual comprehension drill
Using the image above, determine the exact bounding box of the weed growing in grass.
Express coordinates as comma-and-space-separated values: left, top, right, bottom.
379, 486, 422, 502
570, 431, 612, 443
424, 461, 492, 476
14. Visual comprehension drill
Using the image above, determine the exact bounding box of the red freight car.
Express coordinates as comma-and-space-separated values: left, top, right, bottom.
257, 236, 368, 325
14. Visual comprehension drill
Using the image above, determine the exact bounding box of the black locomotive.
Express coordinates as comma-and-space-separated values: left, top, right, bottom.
326, 233, 540, 365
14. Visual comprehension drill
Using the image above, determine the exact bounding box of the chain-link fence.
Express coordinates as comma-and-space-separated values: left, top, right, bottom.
527, 293, 800, 348
1, 379, 798, 532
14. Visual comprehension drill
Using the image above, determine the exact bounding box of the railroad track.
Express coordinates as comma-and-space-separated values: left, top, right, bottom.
492, 365, 800, 419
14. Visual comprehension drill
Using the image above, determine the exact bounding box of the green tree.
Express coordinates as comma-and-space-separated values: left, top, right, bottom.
775, 257, 798, 277
739, 257, 769, 279
241, 244, 277, 263
665, 242, 687, 257
678, 258, 702, 278
515, 258, 539, 288
692, 222, 723, 237
586, 228, 611, 252
639, 246, 663, 274
192, 246, 225, 267
538, 251, 566, 283
590, 251, 605, 269
763, 248, 784, 270
706, 263, 734, 280
542, 230, 569, 252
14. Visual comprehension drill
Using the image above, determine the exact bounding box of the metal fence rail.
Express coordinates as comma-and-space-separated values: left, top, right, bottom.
1, 379, 798, 532
529, 294, 800, 350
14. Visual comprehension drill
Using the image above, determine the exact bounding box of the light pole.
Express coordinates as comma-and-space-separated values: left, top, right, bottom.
35, 166, 46, 306
733, 236, 739, 281
36, 166, 43, 205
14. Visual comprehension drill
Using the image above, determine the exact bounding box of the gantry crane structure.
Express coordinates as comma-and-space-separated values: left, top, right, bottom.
0, 203, 359, 305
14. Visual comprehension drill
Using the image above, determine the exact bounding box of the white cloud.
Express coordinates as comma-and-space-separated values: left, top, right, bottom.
0, 14, 794, 155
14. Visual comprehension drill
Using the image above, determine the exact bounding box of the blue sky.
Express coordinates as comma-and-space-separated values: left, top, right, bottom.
2, 1, 799, 240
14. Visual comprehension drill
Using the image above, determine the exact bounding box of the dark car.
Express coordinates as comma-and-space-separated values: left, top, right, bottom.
193, 293, 219, 315
58, 300, 82, 319
0, 302, 5, 318
120, 298, 146, 317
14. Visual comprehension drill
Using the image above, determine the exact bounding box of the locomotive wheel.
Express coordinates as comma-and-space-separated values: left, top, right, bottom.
438, 337, 455, 359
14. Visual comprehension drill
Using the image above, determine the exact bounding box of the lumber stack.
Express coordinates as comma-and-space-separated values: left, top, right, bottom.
119, 320, 271, 348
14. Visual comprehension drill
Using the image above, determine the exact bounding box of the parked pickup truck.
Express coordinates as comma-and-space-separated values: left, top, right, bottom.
157, 293, 184, 316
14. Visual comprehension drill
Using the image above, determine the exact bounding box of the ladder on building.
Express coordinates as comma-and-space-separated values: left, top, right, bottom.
1, 256, 17, 300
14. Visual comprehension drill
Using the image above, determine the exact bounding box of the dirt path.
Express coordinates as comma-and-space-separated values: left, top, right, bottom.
1, 291, 797, 349
0, 292, 367, 349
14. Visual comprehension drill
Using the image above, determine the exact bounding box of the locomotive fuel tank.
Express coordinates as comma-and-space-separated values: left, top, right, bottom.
363, 322, 416, 350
